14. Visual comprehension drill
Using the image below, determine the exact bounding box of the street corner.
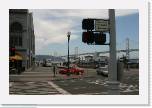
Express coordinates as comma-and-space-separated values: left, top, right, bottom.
9, 81, 67, 95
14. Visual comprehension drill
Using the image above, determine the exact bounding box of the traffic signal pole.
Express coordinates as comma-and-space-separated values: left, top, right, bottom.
82, 10, 120, 94
107, 9, 120, 95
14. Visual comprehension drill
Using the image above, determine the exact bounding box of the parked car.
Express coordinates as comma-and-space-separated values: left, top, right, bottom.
96, 64, 108, 77
59, 66, 84, 75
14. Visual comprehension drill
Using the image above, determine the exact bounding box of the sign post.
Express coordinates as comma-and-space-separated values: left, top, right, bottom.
107, 9, 120, 95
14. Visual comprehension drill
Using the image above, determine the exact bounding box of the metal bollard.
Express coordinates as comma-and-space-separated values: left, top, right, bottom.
117, 61, 124, 81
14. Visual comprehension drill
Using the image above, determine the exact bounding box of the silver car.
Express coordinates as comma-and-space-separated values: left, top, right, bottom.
96, 65, 108, 76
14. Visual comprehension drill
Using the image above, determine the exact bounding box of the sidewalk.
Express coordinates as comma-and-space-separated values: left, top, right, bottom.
9, 81, 70, 95
9, 71, 94, 82
9, 66, 95, 82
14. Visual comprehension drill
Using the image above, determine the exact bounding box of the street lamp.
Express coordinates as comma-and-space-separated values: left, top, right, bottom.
67, 32, 71, 76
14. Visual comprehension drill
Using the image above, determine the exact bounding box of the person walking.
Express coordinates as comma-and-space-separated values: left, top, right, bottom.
53, 65, 56, 77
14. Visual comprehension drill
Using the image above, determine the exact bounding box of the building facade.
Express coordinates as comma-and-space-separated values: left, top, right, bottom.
9, 9, 35, 71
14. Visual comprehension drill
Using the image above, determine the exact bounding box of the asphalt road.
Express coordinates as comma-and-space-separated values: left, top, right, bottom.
52, 71, 139, 95
53, 77, 109, 95
54, 67, 139, 95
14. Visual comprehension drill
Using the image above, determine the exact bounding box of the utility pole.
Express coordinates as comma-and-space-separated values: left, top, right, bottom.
107, 9, 120, 95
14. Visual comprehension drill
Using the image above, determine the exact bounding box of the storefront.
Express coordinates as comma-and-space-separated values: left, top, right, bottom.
9, 52, 24, 74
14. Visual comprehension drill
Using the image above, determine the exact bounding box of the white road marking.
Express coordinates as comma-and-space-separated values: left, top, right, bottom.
48, 81, 71, 95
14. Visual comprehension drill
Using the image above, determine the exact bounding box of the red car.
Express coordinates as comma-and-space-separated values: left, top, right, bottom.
59, 67, 84, 75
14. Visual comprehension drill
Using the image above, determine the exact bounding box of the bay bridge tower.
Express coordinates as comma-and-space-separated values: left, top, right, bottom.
126, 38, 130, 60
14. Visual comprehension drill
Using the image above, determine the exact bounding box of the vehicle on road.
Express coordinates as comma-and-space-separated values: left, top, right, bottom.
59, 66, 84, 75
46, 60, 52, 67
96, 64, 108, 77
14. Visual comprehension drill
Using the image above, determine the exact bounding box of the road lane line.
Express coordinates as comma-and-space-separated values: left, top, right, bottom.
48, 81, 71, 95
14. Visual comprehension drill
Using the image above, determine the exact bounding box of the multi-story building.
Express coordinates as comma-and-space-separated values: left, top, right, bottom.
9, 9, 35, 72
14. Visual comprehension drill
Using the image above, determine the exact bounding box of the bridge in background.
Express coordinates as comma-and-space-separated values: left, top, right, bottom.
60, 49, 139, 58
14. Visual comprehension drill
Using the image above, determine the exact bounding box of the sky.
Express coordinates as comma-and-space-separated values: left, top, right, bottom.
30, 9, 139, 58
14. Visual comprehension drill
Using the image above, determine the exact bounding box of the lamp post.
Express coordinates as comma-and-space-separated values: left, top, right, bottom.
67, 32, 71, 76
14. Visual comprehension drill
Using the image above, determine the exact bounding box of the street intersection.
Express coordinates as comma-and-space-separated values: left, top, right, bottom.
9, 66, 139, 95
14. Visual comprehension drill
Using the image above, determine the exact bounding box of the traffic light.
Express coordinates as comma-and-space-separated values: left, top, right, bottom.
94, 33, 106, 45
82, 31, 94, 44
82, 32, 107, 45
10, 47, 16, 56
82, 19, 94, 30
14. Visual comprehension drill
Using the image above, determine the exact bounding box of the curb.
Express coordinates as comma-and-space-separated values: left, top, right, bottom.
50, 75, 95, 81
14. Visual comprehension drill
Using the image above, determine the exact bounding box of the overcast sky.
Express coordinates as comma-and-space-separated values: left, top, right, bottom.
30, 9, 139, 58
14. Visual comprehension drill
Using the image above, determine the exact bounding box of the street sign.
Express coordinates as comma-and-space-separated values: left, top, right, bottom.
95, 20, 109, 32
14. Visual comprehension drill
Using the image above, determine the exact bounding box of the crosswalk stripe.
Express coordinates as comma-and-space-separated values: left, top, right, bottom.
48, 82, 71, 95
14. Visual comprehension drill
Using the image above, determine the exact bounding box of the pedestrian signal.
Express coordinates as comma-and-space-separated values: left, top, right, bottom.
82, 19, 94, 30
82, 31, 94, 44
94, 33, 106, 45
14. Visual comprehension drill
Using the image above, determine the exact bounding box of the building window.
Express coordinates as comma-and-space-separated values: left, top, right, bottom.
10, 22, 23, 47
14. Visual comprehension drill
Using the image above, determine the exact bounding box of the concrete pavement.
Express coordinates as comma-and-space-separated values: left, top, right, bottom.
10, 81, 70, 95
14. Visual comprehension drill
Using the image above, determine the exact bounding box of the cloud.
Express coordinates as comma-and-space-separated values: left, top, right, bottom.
33, 16, 79, 52
31, 9, 138, 19
30, 9, 138, 53
34, 18, 74, 44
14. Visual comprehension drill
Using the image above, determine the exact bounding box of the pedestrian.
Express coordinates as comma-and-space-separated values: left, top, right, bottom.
53, 65, 56, 77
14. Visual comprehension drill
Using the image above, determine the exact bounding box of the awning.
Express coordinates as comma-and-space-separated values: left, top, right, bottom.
9, 55, 23, 61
